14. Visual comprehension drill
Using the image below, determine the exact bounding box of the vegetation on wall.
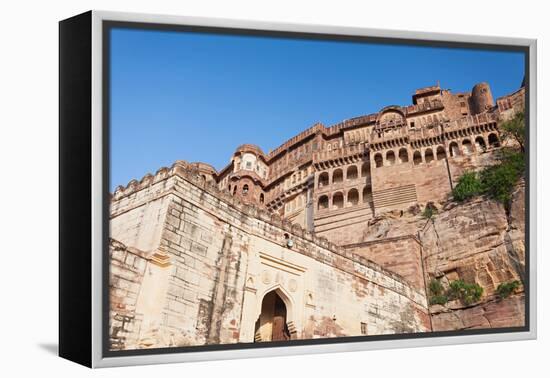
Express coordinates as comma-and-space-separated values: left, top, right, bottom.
496, 280, 521, 299
480, 149, 525, 204
428, 279, 448, 305
428, 278, 484, 306
451, 110, 525, 208
452, 150, 524, 208
422, 203, 438, 220
500, 111, 525, 153
447, 279, 484, 306
452, 172, 483, 201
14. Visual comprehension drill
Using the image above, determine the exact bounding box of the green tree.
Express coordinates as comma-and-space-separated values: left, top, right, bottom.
500, 111, 525, 153
452, 172, 483, 201
448, 280, 483, 306
480, 151, 524, 204
496, 281, 521, 299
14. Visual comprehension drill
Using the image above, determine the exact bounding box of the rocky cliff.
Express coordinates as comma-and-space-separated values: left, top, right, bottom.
359, 179, 526, 331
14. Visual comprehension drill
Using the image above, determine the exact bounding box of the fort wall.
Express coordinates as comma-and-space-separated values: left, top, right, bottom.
109, 162, 431, 350
344, 236, 425, 291
109, 239, 149, 350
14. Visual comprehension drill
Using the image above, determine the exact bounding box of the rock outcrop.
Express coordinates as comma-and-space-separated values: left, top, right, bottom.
358, 180, 526, 331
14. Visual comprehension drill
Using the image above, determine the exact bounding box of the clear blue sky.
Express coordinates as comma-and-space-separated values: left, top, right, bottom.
109, 28, 525, 189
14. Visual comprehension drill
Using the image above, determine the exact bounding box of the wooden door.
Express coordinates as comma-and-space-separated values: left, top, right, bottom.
271, 295, 290, 341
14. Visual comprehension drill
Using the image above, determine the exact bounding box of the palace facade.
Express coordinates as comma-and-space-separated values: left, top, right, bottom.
108, 82, 526, 350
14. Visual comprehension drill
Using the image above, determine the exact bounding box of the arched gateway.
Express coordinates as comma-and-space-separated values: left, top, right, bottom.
254, 290, 293, 342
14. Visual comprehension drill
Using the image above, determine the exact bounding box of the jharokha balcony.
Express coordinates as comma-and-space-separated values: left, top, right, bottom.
312, 143, 368, 169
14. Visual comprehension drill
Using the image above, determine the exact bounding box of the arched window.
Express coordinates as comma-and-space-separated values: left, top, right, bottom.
259, 193, 264, 204
424, 148, 434, 163
232, 186, 237, 195
462, 139, 473, 155
318, 195, 329, 210
347, 166, 358, 180
361, 162, 370, 177
374, 153, 383, 168
333, 169, 343, 184
475, 136, 487, 151
386, 151, 396, 166
398, 148, 409, 163
436, 146, 446, 160
362, 186, 372, 203
242, 184, 249, 196
347, 189, 359, 206
318, 172, 329, 188
332, 192, 344, 209
488, 133, 500, 148
449, 142, 460, 157
201, 174, 207, 182
413, 151, 422, 165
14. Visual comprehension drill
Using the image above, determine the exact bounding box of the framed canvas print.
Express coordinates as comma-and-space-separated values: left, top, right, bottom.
59, 10, 537, 368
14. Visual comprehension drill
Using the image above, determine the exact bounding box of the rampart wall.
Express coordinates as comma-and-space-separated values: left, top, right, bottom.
108, 162, 431, 350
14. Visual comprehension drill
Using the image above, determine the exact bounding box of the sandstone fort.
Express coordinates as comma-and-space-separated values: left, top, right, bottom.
109, 81, 526, 350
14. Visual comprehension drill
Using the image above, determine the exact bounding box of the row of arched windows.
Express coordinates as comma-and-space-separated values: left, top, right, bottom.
317, 186, 373, 211
228, 183, 249, 196
373, 133, 500, 168
317, 163, 371, 188
227, 183, 265, 204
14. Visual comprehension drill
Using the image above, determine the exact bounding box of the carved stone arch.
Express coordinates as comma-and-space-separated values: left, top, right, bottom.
375, 106, 406, 125
386, 150, 396, 165
256, 284, 295, 320
488, 133, 500, 147
318, 195, 329, 210
332, 168, 343, 184
373, 153, 383, 168
462, 138, 473, 154
449, 141, 460, 157
475, 136, 487, 151
318, 171, 329, 188
413, 150, 422, 165
254, 284, 297, 341
398, 148, 409, 163
436, 146, 446, 160
332, 192, 344, 209
424, 148, 434, 163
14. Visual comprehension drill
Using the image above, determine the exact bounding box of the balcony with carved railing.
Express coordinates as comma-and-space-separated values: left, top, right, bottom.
265, 176, 310, 210
404, 99, 444, 115
368, 111, 500, 151
408, 113, 499, 145
312, 143, 368, 168
369, 126, 409, 150
266, 153, 314, 186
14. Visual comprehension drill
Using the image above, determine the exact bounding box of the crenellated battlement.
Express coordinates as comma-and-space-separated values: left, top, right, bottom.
112, 160, 340, 253
110, 159, 424, 291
